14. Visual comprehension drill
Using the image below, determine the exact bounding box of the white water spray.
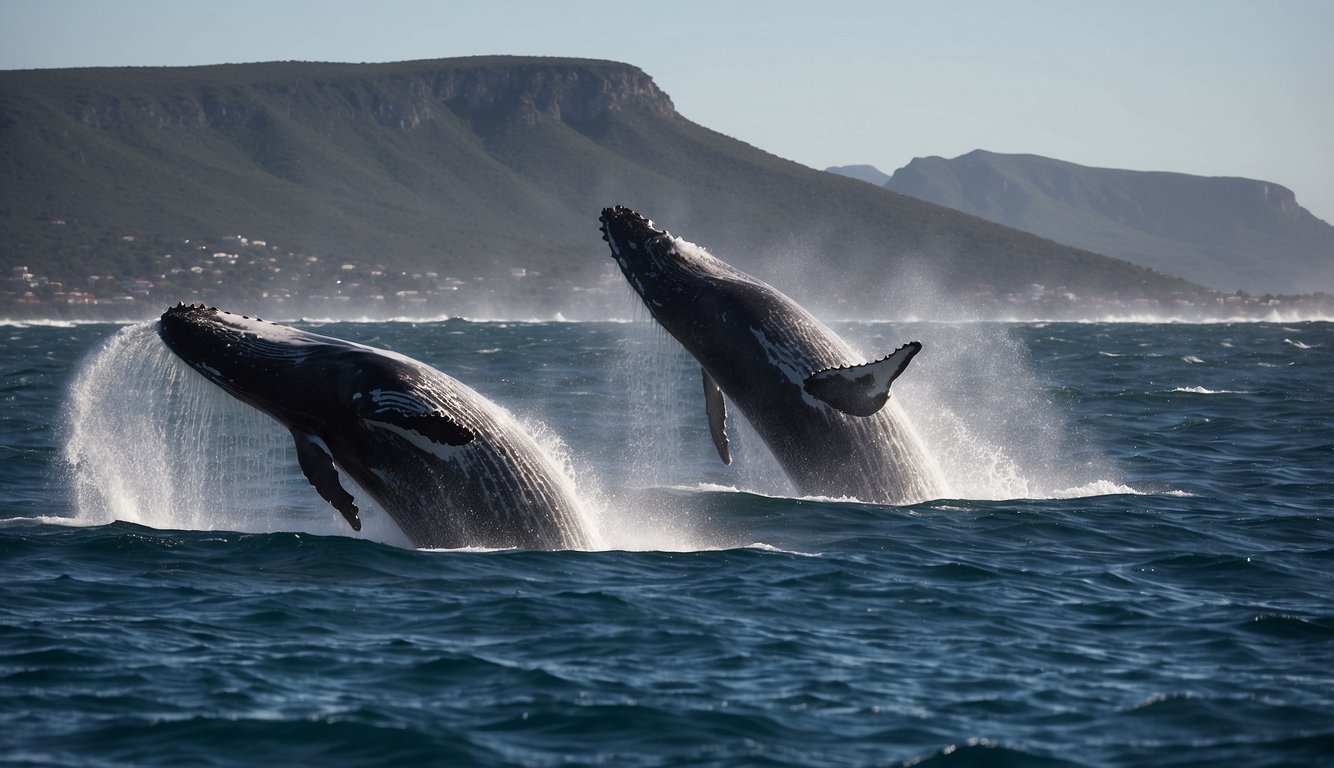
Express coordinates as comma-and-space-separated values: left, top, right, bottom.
56, 319, 1125, 556
610, 317, 1126, 506
614, 319, 794, 495
871, 323, 1123, 500
57, 321, 705, 551
61, 323, 411, 543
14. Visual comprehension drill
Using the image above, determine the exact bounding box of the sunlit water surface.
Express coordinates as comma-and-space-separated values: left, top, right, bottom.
2, 319, 1331, 767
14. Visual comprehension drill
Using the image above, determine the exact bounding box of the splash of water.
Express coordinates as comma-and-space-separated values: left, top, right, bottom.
617, 319, 688, 488
506, 413, 611, 550
57, 321, 703, 551
591, 321, 738, 550
57, 319, 1125, 556
878, 323, 1124, 500
614, 318, 793, 495
60, 323, 410, 544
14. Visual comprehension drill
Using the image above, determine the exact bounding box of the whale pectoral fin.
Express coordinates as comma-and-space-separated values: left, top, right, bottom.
702, 368, 732, 465
292, 430, 361, 531
803, 341, 922, 417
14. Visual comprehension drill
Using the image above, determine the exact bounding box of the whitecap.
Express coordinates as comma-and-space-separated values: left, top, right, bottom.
744, 542, 823, 557
1046, 480, 1144, 498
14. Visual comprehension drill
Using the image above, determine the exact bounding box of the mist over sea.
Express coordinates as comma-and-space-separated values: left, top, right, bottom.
2, 318, 1331, 767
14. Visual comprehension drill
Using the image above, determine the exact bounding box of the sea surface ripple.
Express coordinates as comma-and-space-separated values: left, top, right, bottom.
2, 320, 1331, 767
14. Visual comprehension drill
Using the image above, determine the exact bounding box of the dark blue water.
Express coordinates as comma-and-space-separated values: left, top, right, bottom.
3, 319, 1332, 767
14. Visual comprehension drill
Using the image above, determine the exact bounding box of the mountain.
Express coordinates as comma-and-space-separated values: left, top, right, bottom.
884, 150, 1334, 296
825, 164, 892, 187
2, 58, 1207, 320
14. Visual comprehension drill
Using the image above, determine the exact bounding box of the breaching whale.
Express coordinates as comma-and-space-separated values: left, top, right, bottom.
156, 304, 589, 549
599, 205, 942, 504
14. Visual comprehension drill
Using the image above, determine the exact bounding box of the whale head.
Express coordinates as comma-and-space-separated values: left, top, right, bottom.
156, 304, 370, 425
600, 204, 798, 361
598, 205, 739, 314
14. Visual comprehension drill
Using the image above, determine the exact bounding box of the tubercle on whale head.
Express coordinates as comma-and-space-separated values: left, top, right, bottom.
599, 205, 661, 301
157, 303, 277, 360
599, 205, 660, 234
156, 302, 273, 344
159, 302, 270, 329
598, 205, 667, 268
599, 204, 726, 307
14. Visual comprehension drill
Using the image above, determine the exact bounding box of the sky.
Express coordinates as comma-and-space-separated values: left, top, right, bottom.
3, 0, 1332, 222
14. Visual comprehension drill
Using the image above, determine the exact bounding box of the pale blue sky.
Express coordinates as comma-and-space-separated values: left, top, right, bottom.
3, 0, 1331, 221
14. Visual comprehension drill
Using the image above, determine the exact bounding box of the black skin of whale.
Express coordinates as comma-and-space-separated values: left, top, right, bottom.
156, 304, 588, 549
599, 206, 940, 504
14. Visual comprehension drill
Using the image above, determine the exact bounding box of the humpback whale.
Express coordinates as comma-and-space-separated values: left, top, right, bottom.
156, 304, 589, 550
599, 206, 942, 504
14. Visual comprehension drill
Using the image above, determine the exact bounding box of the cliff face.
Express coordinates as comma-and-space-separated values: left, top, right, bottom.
16, 57, 676, 132
886, 150, 1334, 295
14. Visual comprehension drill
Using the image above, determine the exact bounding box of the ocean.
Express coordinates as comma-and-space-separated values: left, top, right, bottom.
2, 317, 1331, 767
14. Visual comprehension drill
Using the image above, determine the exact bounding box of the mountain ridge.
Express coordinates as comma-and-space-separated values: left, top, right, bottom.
3, 59, 1213, 320
876, 150, 1334, 295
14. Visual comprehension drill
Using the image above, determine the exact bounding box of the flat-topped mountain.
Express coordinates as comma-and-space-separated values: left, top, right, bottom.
882, 150, 1334, 296
2, 58, 1205, 319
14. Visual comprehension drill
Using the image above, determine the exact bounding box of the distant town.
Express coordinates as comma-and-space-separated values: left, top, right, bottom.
4, 232, 632, 322
5, 232, 1332, 323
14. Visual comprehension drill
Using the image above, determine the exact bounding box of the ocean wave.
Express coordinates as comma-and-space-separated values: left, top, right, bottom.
0, 318, 136, 328
1046, 480, 1145, 498
5, 317, 1332, 768
901, 739, 1076, 768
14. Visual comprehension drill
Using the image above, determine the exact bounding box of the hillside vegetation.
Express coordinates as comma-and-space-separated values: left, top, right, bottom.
2, 58, 1206, 319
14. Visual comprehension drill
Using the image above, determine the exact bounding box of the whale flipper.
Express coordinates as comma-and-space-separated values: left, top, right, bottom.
803, 342, 922, 417
702, 368, 732, 465
292, 429, 361, 531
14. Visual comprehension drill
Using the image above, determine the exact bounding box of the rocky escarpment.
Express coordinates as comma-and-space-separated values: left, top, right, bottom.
885, 150, 1334, 295
8, 57, 676, 132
